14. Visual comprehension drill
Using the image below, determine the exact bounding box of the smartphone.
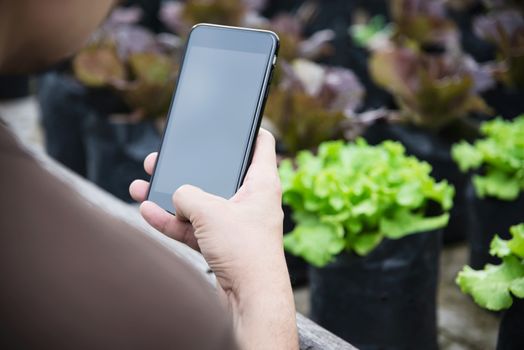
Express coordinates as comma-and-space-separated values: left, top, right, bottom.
147, 24, 279, 214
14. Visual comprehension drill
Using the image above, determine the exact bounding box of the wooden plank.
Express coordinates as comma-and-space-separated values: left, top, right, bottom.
25, 141, 356, 350
297, 313, 356, 349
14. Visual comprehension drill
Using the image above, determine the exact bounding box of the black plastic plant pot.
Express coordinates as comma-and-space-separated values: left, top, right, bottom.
309, 230, 441, 350
497, 298, 524, 350
283, 205, 309, 287
38, 72, 91, 177
364, 121, 472, 245
0, 75, 30, 99
482, 85, 524, 120
466, 182, 524, 270
39, 71, 161, 202
84, 113, 161, 202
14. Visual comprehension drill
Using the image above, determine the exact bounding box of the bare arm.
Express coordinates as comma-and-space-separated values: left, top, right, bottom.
0, 0, 114, 73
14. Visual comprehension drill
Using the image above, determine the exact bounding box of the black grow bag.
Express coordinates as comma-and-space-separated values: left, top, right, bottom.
0, 75, 30, 99
283, 205, 309, 287
309, 230, 441, 350
84, 113, 161, 202
482, 85, 524, 121
466, 182, 524, 270
38, 71, 162, 202
365, 121, 475, 244
38, 72, 91, 177
497, 298, 524, 350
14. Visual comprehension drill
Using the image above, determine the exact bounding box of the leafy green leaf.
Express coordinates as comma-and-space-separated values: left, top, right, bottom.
456, 256, 524, 311
452, 116, 524, 200
278, 159, 295, 189
380, 210, 449, 239
283, 222, 345, 267
508, 224, 524, 259
457, 223, 524, 310
490, 235, 511, 258
473, 171, 521, 200
350, 15, 392, 48
451, 141, 483, 172
511, 277, 524, 298
352, 231, 383, 256
396, 183, 424, 207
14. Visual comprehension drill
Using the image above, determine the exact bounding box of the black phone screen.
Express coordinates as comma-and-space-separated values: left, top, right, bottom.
148, 25, 277, 213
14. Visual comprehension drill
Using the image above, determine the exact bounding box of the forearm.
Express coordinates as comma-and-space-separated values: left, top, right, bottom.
228, 252, 298, 350
0, 0, 115, 73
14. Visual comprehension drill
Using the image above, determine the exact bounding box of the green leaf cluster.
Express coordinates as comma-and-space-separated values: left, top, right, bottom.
452, 115, 524, 200
280, 139, 454, 267
350, 15, 391, 48
456, 224, 524, 311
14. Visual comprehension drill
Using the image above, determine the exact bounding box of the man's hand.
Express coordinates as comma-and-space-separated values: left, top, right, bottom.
129, 129, 298, 349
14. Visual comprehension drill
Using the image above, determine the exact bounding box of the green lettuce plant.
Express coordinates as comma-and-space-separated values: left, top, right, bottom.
456, 223, 524, 311
452, 115, 524, 200
280, 139, 454, 267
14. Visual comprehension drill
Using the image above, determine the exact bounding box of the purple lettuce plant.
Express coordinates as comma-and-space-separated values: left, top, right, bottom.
390, 0, 460, 51
159, 0, 268, 36
264, 59, 365, 155
481, 0, 524, 12
160, 0, 334, 61
370, 46, 492, 129
268, 11, 335, 61
474, 8, 524, 88
72, 6, 181, 119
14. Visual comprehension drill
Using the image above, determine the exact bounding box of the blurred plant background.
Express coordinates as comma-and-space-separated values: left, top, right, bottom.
1, 0, 523, 349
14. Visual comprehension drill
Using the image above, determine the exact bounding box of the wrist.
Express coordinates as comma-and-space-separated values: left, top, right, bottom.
226, 251, 298, 349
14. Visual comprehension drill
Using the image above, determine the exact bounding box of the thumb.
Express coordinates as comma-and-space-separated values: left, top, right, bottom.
172, 184, 225, 223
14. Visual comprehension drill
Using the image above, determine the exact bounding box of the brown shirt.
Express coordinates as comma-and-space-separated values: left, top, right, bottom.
0, 124, 237, 349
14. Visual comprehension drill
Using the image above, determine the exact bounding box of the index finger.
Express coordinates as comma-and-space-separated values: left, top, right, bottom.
144, 152, 158, 175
